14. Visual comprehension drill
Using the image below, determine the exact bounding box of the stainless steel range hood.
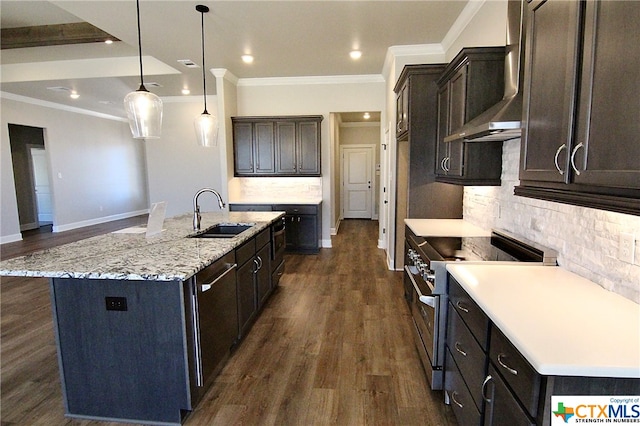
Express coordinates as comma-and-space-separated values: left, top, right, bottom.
445, 0, 525, 143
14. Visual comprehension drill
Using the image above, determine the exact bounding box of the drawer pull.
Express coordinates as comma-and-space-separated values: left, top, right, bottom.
455, 301, 469, 313
482, 375, 493, 403
497, 353, 518, 376
454, 342, 467, 357
450, 391, 464, 409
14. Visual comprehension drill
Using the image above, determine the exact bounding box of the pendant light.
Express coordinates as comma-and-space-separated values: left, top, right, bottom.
194, 4, 219, 147
124, 0, 163, 139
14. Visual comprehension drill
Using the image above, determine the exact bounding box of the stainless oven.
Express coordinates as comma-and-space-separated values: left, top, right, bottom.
403, 226, 557, 391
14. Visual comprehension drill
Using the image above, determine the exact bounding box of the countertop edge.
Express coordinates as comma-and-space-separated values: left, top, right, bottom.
446, 263, 640, 379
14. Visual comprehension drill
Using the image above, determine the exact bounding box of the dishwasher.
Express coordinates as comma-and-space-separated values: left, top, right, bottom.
187, 251, 238, 404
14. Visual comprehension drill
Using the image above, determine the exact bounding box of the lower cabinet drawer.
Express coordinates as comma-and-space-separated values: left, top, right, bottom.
447, 303, 488, 411
484, 364, 535, 426
489, 324, 541, 418
445, 348, 482, 426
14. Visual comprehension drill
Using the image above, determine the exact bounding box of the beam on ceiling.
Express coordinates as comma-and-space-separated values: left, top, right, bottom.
1, 22, 119, 49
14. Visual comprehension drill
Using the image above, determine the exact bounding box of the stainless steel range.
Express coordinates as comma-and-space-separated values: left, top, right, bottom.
403, 225, 557, 390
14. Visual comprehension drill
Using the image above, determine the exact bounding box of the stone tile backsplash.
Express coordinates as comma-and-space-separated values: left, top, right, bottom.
229, 177, 322, 202
464, 139, 640, 303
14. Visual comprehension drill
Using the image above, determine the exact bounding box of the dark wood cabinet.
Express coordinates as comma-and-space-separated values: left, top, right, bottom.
445, 277, 490, 425
395, 79, 409, 138
273, 204, 320, 254
446, 272, 640, 426
233, 116, 322, 177
236, 228, 272, 339
516, 0, 640, 216
230, 203, 321, 254
435, 47, 505, 186
393, 64, 463, 219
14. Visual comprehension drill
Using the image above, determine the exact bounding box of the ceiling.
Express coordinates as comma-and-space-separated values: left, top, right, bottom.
1, 1, 469, 119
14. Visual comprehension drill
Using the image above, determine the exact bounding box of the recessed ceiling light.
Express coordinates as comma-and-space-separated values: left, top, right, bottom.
105, 39, 113, 45
242, 55, 254, 64
181, 88, 191, 95
70, 91, 80, 99
363, 112, 370, 120
350, 50, 362, 60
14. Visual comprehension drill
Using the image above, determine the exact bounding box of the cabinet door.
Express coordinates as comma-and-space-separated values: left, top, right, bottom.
296, 214, 318, 251
254, 122, 275, 174
396, 81, 409, 138
233, 122, 255, 175
449, 66, 467, 134
483, 365, 535, 426
256, 243, 271, 309
435, 84, 450, 176
275, 122, 297, 174
572, 0, 640, 189
236, 260, 257, 339
297, 121, 320, 175
520, 0, 581, 182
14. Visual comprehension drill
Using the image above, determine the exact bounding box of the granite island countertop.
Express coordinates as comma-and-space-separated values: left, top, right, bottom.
0, 211, 284, 282
446, 263, 640, 378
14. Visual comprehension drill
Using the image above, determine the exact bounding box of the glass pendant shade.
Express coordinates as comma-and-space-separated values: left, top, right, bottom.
194, 111, 218, 147
124, 88, 163, 139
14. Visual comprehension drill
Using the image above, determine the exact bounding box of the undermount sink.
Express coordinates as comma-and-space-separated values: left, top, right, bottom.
190, 223, 254, 238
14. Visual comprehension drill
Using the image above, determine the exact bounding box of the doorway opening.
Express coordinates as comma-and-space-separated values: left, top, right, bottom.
8, 124, 54, 234
331, 112, 381, 235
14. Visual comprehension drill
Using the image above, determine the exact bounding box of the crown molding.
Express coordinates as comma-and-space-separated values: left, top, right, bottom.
212, 68, 239, 85
440, 0, 487, 53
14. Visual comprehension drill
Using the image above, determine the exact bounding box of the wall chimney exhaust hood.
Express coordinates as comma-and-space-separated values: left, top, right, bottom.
445, 0, 525, 143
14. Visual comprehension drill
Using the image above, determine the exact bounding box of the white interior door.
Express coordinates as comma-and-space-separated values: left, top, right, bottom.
30, 147, 53, 223
341, 146, 373, 219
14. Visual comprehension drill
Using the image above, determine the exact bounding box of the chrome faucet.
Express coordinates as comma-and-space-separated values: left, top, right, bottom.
193, 188, 226, 231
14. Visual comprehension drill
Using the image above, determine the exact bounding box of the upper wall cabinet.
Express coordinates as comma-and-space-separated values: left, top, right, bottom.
516, 0, 640, 215
232, 116, 323, 177
435, 47, 505, 186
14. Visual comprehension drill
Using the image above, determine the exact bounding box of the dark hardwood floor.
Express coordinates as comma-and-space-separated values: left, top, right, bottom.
0, 218, 456, 425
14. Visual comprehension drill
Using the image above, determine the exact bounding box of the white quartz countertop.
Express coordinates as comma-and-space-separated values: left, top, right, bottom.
229, 198, 322, 205
446, 263, 640, 378
0, 211, 284, 282
405, 219, 491, 237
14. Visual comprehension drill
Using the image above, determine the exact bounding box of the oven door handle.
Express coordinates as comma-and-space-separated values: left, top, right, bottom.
404, 266, 437, 308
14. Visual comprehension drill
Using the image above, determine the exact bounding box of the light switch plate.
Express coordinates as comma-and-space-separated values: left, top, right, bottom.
618, 233, 635, 264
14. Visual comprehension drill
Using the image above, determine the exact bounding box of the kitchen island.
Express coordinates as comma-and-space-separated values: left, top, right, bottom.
0, 211, 285, 425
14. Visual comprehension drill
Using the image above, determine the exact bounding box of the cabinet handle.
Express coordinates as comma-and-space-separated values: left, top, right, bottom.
256, 255, 263, 270
444, 157, 451, 172
554, 143, 567, 175
570, 142, 584, 176
454, 342, 467, 357
482, 375, 493, 403
440, 157, 447, 172
297, 216, 301, 223
497, 353, 518, 376
455, 301, 469, 313
253, 258, 260, 274
450, 391, 464, 409
201, 263, 237, 292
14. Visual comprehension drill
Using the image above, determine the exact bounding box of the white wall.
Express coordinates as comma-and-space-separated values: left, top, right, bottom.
464, 140, 640, 304
1, 95, 148, 242
144, 97, 224, 218
235, 78, 386, 247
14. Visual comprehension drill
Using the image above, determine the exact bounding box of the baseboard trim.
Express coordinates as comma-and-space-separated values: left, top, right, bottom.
330, 219, 341, 236
321, 238, 332, 248
52, 209, 149, 233
1, 233, 23, 244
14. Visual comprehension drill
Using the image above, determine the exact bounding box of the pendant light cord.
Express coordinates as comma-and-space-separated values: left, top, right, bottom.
136, 0, 147, 91
200, 9, 208, 114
